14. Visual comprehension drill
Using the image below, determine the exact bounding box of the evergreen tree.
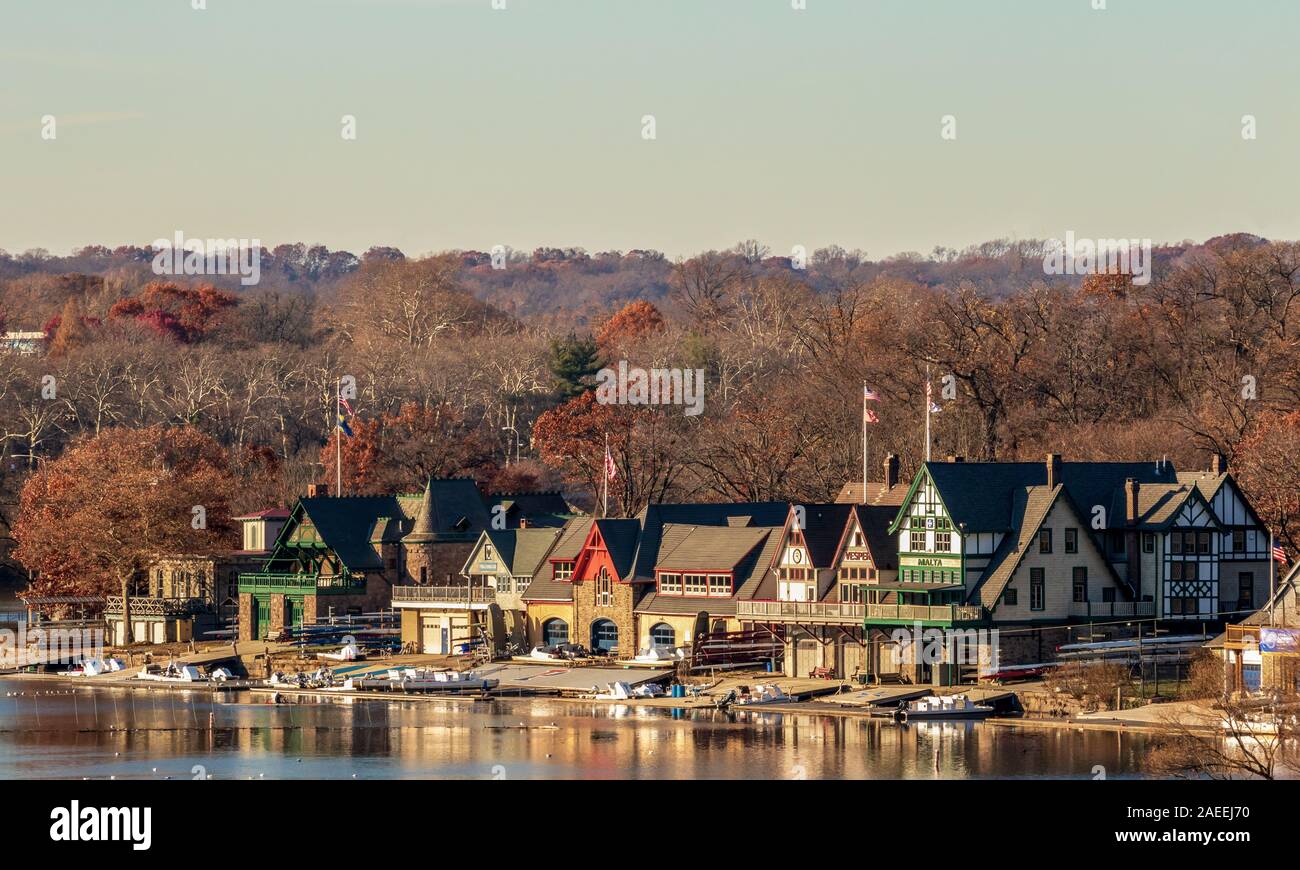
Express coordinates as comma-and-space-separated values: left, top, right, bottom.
547, 334, 602, 399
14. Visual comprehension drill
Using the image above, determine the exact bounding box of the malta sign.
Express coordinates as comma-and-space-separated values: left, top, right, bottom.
1259, 627, 1300, 654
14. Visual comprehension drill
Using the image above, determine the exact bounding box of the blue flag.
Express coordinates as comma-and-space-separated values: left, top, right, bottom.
337, 413, 353, 438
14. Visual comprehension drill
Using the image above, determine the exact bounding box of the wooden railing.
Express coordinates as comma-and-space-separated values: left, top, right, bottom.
1067, 601, 1155, 619
738, 600, 985, 624
238, 572, 364, 594
737, 601, 865, 623
863, 603, 985, 624
391, 585, 494, 605
105, 596, 207, 617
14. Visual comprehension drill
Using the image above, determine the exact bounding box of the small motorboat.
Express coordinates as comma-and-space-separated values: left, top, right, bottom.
136, 662, 206, 683
894, 693, 994, 722
734, 684, 790, 706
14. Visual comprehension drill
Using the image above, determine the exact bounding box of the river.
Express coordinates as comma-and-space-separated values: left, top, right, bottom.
0, 679, 1154, 779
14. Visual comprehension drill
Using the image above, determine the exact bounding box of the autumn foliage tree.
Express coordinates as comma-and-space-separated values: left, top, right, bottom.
1234, 409, 1300, 555
14, 425, 237, 640
107, 281, 239, 342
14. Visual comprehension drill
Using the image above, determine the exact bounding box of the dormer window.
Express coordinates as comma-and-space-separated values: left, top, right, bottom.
484, 544, 494, 560
554, 561, 574, 581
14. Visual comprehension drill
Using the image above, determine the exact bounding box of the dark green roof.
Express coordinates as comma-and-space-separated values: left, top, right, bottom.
918, 460, 1181, 533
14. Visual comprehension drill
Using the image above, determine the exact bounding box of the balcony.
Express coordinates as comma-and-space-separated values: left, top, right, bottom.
391, 585, 495, 609
238, 571, 365, 596
1068, 600, 1156, 619
105, 596, 207, 617
737, 600, 986, 627
862, 602, 986, 626
737, 601, 865, 624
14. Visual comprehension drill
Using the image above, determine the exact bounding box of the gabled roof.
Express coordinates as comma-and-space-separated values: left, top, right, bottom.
654, 524, 771, 572
849, 503, 901, 572
971, 485, 1125, 609
465, 527, 565, 577
792, 504, 856, 568
1126, 483, 1222, 530
917, 460, 1181, 533
289, 496, 408, 572
970, 485, 1065, 609
628, 502, 789, 583
637, 527, 778, 616
521, 517, 592, 602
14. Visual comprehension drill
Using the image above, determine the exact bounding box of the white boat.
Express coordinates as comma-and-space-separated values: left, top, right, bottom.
631, 646, 683, 664
595, 681, 634, 700
734, 684, 790, 706
355, 668, 498, 693
530, 646, 561, 661
317, 643, 360, 662
895, 693, 993, 722
136, 663, 206, 683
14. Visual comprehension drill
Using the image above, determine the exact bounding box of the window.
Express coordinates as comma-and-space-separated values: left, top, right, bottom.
1232, 530, 1246, 553
1197, 531, 1211, 555
596, 571, 613, 607
554, 561, 574, 581
1171, 561, 1198, 582
659, 572, 682, 594
1002, 587, 1018, 606
1142, 532, 1154, 553
708, 574, 731, 597
1072, 566, 1087, 603
650, 623, 675, 648
1111, 531, 1126, 554
1101, 587, 1116, 603
935, 531, 951, 552
1038, 529, 1053, 554
1030, 568, 1045, 611
684, 573, 708, 596
910, 530, 926, 552
483, 544, 494, 560
1237, 572, 1254, 611
542, 618, 568, 647
516, 576, 531, 595
419, 566, 428, 584
852, 530, 864, 547
1064, 528, 1078, 554
1169, 596, 1198, 617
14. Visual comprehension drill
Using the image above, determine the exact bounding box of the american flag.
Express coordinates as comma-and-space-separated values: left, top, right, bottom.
340, 395, 355, 416
863, 386, 880, 402
604, 443, 619, 481
1274, 543, 1290, 564
864, 408, 880, 424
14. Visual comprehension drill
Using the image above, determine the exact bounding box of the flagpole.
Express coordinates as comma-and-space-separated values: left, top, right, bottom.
924, 365, 932, 463
602, 432, 609, 518
1269, 531, 1276, 626
336, 378, 342, 497
861, 381, 868, 504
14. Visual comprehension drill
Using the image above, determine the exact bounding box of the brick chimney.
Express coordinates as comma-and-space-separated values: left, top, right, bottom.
883, 453, 900, 489
519, 517, 529, 529
1211, 453, 1226, 475
1046, 453, 1062, 489
947, 455, 964, 463
307, 483, 328, 498
1125, 478, 1140, 525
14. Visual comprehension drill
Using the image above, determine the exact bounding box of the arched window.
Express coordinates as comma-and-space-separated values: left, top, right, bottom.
590, 618, 619, 653
542, 618, 568, 647
650, 623, 675, 649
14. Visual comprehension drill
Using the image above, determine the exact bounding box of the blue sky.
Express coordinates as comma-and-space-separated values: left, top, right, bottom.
2, 0, 1298, 258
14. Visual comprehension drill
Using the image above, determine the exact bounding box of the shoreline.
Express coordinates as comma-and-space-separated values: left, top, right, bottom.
0, 670, 1210, 735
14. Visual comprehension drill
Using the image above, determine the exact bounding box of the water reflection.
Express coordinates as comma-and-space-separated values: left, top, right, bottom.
0, 680, 1151, 780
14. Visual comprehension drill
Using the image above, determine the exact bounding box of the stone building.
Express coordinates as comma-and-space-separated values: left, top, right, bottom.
236, 480, 568, 641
